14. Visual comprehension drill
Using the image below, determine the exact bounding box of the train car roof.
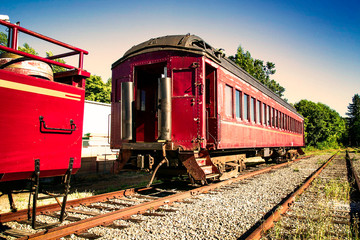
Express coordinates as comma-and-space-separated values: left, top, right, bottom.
112, 34, 303, 119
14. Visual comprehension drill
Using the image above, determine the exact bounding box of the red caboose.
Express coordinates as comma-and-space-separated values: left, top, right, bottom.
0, 19, 89, 225
111, 34, 304, 185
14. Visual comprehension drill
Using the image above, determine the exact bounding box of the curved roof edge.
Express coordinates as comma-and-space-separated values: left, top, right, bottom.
112, 34, 303, 119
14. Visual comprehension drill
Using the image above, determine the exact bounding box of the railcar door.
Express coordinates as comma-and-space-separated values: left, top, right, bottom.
205, 63, 218, 149
134, 63, 166, 142
171, 57, 201, 150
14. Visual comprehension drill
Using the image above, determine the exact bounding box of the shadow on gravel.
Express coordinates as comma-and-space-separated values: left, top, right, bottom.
236, 170, 315, 240
346, 151, 360, 238
237, 155, 333, 240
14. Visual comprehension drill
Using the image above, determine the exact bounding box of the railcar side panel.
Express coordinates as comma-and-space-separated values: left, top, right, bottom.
213, 58, 304, 149
170, 56, 203, 150
0, 70, 84, 182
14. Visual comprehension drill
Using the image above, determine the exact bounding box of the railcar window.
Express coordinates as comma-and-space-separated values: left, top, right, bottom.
267, 106, 271, 126
286, 116, 288, 131
225, 85, 233, 117
296, 121, 299, 133
280, 112, 283, 129
235, 90, 242, 119
279, 112, 281, 129
278, 112, 281, 129
297, 121, 300, 133
244, 94, 249, 121
263, 103, 266, 125
275, 110, 278, 128
256, 100, 261, 124
140, 90, 146, 111
289, 117, 292, 131
251, 97, 255, 122
273, 108, 276, 127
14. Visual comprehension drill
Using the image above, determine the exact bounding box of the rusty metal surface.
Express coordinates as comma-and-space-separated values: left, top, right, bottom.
0, 188, 140, 223
347, 151, 360, 192
0, 53, 54, 81
178, 152, 206, 181
245, 153, 337, 240
18, 156, 310, 239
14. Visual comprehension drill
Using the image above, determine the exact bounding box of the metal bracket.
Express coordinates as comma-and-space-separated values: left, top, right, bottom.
28, 159, 40, 229
191, 62, 199, 68
39, 116, 76, 134
60, 157, 74, 222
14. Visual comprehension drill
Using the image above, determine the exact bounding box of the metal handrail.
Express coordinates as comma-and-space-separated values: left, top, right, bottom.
0, 19, 88, 70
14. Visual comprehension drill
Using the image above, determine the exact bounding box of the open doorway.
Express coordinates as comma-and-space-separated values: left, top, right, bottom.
205, 63, 217, 147
134, 62, 166, 142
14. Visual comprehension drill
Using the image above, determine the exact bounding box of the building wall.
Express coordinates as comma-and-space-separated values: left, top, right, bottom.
83, 100, 111, 136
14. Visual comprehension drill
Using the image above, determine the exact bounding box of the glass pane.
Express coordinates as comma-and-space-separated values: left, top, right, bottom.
263, 103, 266, 125
225, 85, 233, 116
244, 94, 249, 120
257, 100, 261, 124
250, 97, 255, 122
236, 90, 241, 119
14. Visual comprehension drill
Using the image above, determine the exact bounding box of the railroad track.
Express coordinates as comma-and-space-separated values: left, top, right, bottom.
251, 151, 360, 239
0, 155, 314, 239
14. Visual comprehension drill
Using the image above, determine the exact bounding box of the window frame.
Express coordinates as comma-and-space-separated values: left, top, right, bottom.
235, 89, 242, 119
244, 93, 249, 121
224, 84, 233, 117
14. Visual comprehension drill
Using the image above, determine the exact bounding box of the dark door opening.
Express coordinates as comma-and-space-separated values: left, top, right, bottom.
134, 62, 166, 142
205, 63, 217, 147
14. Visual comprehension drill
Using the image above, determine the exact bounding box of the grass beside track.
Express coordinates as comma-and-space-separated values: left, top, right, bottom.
264, 153, 360, 240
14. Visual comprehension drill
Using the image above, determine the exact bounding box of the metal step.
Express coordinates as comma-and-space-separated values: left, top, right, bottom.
196, 157, 207, 166
226, 162, 239, 167
205, 173, 220, 179
201, 165, 214, 174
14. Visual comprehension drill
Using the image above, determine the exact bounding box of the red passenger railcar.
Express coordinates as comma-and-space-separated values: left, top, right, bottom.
0, 19, 89, 225
111, 34, 304, 185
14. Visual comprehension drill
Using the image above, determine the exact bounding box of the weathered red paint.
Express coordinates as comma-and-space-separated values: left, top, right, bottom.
214, 58, 304, 149
0, 70, 85, 181
0, 20, 89, 182
111, 48, 304, 152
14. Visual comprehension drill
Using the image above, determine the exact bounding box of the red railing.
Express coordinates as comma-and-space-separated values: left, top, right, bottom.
0, 19, 88, 72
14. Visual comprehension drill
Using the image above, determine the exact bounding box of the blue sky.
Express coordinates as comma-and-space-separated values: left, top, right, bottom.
2, 0, 359, 116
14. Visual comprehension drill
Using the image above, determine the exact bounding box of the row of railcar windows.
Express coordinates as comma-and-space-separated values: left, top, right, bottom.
225, 85, 302, 134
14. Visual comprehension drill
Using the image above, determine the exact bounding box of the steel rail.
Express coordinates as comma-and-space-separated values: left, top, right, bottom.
347, 150, 360, 191
0, 187, 150, 223
18, 155, 311, 240
244, 152, 338, 240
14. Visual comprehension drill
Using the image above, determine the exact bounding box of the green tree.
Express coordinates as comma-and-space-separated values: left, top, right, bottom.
0, 32, 7, 54
294, 100, 346, 149
46, 51, 66, 73
346, 94, 360, 146
18, 43, 38, 55
85, 75, 111, 103
229, 45, 285, 97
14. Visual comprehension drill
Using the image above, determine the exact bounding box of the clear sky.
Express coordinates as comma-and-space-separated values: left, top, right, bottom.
2, 0, 359, 116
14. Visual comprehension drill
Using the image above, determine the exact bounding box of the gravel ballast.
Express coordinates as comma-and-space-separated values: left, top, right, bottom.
73, 156, 326, 240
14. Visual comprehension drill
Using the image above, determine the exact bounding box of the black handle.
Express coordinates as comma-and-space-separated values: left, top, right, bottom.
39, 116, 76, 134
